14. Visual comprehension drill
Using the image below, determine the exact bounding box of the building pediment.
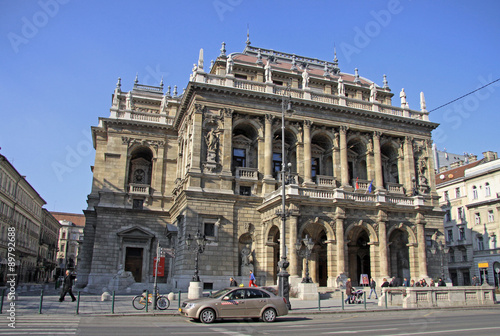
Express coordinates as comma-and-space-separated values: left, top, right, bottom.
117, 226, 155, 239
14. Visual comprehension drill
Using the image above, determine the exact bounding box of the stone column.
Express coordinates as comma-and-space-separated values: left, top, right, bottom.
373, 131, 384, 190
416, 214, 429, 279
303, 120, 312, 183
264, 114, 273, 179
335, 207, 346, 275
425, 139, 437, 195
377, 210, 389, 279
403, 136, 415, 195
190, 105, 204, 173
288, 215, 299, 278
339, 126, 349, 187
221, 108, 233, 175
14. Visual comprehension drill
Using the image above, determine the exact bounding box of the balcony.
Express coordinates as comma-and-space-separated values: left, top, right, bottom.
386, 182, 405, 194
128, 184, 150, 196
316, 175, 337, 187
235, 167, 259, 180
473, 248, 500, 257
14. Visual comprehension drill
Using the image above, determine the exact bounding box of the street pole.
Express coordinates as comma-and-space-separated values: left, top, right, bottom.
278, 85, 292, 309
153, 241, 160, 309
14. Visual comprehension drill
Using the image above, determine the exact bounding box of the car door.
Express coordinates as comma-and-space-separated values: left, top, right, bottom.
244, 288, 269, 317
218, 288, 247, 318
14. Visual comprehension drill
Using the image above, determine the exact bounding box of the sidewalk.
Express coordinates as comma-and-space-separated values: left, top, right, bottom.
1, 287, 497, 316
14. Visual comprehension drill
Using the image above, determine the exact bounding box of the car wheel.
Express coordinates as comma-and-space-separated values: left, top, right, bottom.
262, 308, 276, 322
200, 308, 216, 324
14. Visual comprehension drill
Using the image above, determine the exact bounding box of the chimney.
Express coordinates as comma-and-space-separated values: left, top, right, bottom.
450, 161, 461, 169
469, 154, 477, 163
439, 166, 449, 173
483, 151, 498, 162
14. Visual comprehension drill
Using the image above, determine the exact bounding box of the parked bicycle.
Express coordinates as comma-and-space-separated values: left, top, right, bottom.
132, 289, 170, 310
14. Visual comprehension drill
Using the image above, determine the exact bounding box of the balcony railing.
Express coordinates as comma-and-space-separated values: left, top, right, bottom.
235, 167, 259, 180
129, 184, 150, 195
473, 248, 500, 257
316, 175, 337, 187
386, 182, 405, 194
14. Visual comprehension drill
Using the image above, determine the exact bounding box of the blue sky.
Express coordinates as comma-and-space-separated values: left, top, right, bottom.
1, 0, 499, 214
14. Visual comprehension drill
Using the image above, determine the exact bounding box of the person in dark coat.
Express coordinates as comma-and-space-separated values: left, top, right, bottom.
380, 278, 390, 296
368, 278, 378, 299
437, 277, 446, 287
229, 277, 238, 287
344, 278, 353, 304
59, 270, 76, 302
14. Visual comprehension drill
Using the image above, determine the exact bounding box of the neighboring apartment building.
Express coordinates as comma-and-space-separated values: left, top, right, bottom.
436, 151, 500, 286
0, 154, 60, 285
51, 212, 85, 276
79, 42, 444, 293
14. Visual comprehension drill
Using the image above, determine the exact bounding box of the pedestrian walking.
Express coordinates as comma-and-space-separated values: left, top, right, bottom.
229, 277, 238, 287
344, 278, 353, 304
367, 278, 378, 299
59, 270, 76, 302
249, 270, 258, 287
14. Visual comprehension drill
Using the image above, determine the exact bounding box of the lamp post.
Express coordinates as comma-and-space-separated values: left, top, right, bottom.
431, 241, 449, 279
186, 230, 207, 282
295, 235, 314, 283
276, 84, 293, 309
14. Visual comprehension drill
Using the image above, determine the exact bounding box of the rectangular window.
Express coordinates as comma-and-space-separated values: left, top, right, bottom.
233, 148, 246, 168
455, 187, 461, 198
132, 199, 144, 210
444, 210, 451, 222
234, 74, 247, 80
311, 157, 320, 179
272, 153, 282, 178
204, 222, 215, 237
239, 186, 251, 196
457, 207, 464, 222
444, 191, 449, 201
462, 253, 467, 262
475, 212, 481, 225
477, 236, 484, 251
447, 229, 453, 242
488, 210, 494, 222
459, 227, 465, 241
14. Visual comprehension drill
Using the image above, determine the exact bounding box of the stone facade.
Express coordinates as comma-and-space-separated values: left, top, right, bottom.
80, 43, 445, 293
0, 155, 60, 285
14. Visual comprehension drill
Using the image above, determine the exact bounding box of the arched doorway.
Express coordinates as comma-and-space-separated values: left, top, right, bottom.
300, 224, 329, 286
266, 225, 280, 284
347, 227, 371, 286
388, 229, 410, 284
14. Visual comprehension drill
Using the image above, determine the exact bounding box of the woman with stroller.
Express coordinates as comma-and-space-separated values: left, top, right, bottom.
344, 278, 353, 304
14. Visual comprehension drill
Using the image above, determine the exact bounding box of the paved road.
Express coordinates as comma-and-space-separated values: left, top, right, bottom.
2, 308, 500, 335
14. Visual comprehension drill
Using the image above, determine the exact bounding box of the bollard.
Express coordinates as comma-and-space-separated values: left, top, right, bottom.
384, 291, 388, 309
145, 290, 149, 313
111, 291, 115, 314
363, 291, 366, 310
76, 292, 81, 315
39, 289, 44, 314
0, 288, 6, 314
178, 290, 181, 309
341, 292, 344, 310
318, 293, 321, 311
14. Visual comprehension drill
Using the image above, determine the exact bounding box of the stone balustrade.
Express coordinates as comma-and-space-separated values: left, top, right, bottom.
378, 286, 497, 308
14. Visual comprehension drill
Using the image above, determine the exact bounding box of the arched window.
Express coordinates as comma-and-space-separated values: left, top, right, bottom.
485, 182, 491, 197
128, 147, 153, 185
472, 185, 478, 199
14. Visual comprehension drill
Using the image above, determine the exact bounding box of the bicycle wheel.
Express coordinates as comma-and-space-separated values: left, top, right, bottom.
156, 296, 170, 310
132, 295, 147, 310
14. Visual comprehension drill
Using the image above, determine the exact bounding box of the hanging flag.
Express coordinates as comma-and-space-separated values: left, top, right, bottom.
355, 177, 359, 190
365, 180, 373, 194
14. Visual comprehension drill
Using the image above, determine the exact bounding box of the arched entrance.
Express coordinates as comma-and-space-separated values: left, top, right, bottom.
266, 225, 280, 284
300, 225, 328, 286
388, 229, 410, 283
347, 227, 371, 286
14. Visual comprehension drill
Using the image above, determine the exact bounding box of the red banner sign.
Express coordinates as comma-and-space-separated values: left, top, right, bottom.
153, 257, 165, 276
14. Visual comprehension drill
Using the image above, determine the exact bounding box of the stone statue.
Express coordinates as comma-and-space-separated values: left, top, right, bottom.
265, 60, 272, 83
370, 82, 377, 102
205, 128, 219, 152
337, 77, 345, 96
400, 88, 407, 108
302, 66, 310, 88
420, 91, 427, 111
126, 92, 133, 110
241, 244, 253, 266
226, 55, 234, 75
367, 138, 373, 154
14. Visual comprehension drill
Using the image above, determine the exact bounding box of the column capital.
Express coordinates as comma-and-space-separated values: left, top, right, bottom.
265, 114, 273, 123
340, 125, 349, 134
303, 120, 312, 128
222, 108, 234, 118
194, 104, 205, 114
404, 135, 414, 144
373, 131, 382, 139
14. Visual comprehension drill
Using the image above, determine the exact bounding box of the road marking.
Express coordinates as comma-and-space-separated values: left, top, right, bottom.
324, 328, 399, 334
378, 326, 500, 335
423, 312, 434, 317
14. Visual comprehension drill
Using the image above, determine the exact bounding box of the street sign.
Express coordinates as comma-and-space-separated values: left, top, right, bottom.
478, 262, 489, 268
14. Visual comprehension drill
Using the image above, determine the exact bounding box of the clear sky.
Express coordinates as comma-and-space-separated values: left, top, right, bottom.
1, 0, 499, 214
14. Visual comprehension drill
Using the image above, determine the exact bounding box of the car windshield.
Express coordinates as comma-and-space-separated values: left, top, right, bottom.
209, 288, 232, 298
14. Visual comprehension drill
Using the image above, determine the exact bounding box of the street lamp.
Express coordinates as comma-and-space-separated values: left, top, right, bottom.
186, 230, 207, 282
276, 83, 293, 309
430, 241, 449, 279
295, 235, 314, 283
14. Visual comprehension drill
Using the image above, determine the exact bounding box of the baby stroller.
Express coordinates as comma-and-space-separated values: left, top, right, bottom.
350, 289, 364, 304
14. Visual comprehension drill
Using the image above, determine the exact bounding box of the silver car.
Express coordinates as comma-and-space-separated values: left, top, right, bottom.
179, 287, 288, 323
